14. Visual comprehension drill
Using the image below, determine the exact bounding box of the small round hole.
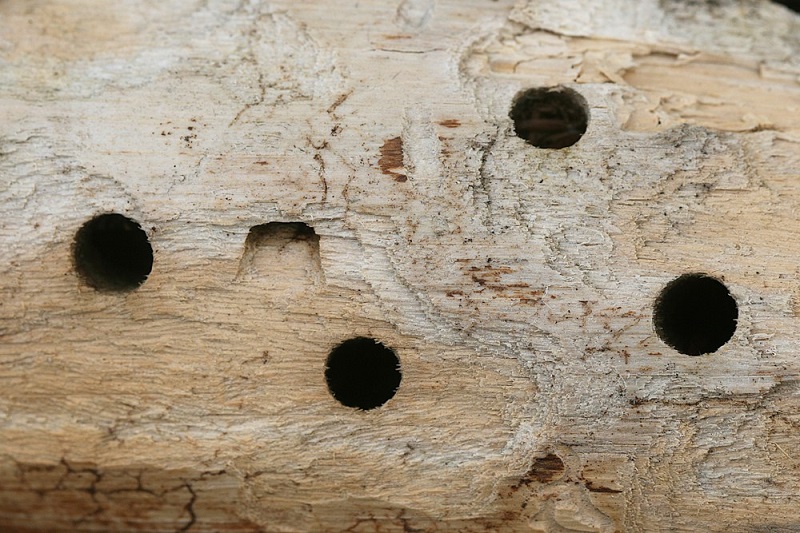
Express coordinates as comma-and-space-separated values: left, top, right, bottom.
325, 337, 402, 410
653, 273, 738, 356
73, 213, 153, 292
509, 86, 589, 149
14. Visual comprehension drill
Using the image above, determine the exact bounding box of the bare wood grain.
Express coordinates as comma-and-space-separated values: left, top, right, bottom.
1, 0, 799, 531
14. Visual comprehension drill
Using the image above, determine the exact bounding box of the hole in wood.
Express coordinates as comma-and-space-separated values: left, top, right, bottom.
237, 222, 321, 286
773, 0, 800, 14
653, 273, 738, 356
509, 86, 589, 149
73, 213, 153, 292
325, 337, 402, 410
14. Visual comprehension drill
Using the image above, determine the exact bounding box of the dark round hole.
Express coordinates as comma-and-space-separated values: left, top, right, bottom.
653, 273, 738, 356
772, 0, 800, 14
509, 86, 589, 149
325, 337, 402, 410
73, 213, 153, 292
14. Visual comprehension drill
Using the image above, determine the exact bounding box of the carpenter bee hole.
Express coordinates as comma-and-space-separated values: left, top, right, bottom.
509, 86, 589, 149
73, 213, 153, 292
773, 0, 800, 14
653, 273, 738, 356
244, 221, 319, 248
238, 222, 321, 282
325, 337, 402, 410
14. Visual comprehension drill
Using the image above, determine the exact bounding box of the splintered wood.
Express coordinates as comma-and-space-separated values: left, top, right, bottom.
1, 0, 799, 531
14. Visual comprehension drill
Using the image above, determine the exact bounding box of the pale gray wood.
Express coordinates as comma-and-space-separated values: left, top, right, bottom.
1, 0, 799, 531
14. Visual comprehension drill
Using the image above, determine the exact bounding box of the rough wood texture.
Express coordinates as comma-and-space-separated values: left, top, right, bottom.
2, 0, 800, 531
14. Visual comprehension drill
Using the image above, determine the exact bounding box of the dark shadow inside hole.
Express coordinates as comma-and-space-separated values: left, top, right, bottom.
653, 273, 738, 356
325, 337, 402, 410
772, 0, 800, 14
245, 221, 319, 245
238, 222, 321, 283
509, 86, 589, 149
73, 213, 153, 292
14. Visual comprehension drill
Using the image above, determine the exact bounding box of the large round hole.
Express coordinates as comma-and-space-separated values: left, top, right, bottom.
653, 273, 738, 356
73, 213, 153, 292
773, 0, 800, 14
325, 337, 402, 410
509, 86, 589, 149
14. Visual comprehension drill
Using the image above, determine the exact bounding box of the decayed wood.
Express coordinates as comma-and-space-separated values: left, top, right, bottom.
1, 0, 800, 531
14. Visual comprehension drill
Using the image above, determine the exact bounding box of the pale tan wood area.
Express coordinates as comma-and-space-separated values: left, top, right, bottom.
1, 0, 800, 531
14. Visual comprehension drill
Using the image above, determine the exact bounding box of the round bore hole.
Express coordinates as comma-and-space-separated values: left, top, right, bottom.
325, 337, 402, 410
773, 0, 800, 14
73, 213, 153, 292
653, 273, 738, 356
509, 86, 589, 149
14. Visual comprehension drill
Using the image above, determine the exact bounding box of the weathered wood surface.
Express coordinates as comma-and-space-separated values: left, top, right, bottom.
1, 0, 800, 531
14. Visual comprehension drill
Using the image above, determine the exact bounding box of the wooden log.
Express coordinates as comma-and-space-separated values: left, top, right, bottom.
1, 0, 799, 531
